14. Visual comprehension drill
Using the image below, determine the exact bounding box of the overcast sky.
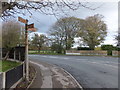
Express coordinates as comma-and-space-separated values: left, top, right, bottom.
17, 1, 118, 47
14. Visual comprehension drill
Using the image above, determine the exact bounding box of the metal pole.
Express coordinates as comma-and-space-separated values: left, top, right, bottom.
25, 20, 29, 81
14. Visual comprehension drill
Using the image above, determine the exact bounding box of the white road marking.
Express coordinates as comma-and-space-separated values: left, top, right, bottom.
41, 56, 48, 58
76, 59, 88, 61
86, 61, 118, 69
103, 64, 118, 68
35, 55, 118, 69
49, 56, 58, 59
62, 58, 69, 60
91, 62, 97, 64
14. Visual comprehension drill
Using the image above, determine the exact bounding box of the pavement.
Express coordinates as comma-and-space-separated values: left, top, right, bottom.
29, 55, 118, 89
29, 59, 83, 89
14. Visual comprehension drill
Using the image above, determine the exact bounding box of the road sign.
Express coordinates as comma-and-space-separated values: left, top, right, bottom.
18, 17, 28, 24
18, 16, 36, 81
27, 23, 34, 29
27, 28, 36, 32
18, 16, 29, 81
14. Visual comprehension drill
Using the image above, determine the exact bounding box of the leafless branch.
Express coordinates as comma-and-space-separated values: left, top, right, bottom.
1, 1, 101, 20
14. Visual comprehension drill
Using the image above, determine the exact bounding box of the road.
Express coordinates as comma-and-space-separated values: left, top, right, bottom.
29, 55, 118, 88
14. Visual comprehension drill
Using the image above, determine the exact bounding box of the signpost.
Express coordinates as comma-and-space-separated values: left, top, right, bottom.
27, 23, 34, 29
25, 20, 29, 81
18, 17, 28, 24
27, 23, 36, 32
27, 28, 36, 32
18, 17, 36, 81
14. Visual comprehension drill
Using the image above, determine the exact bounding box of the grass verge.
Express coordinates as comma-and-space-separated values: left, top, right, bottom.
29, 50, 65, 55
0, 60, 21, 72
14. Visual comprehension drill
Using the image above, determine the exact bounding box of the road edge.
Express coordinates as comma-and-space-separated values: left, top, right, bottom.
60, 67, 83, 89
30, 61, 83, 89
26, 64, 37, 89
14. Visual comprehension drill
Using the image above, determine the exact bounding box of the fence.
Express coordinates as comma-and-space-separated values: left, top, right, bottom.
0, 73, 3, 90
0, 48, 2, 59
1, 46, 25, 89
2, 46, 25, 61
66, 50, 107, 56
29, 50, 56, 54
112, 51, 120, 56
1, 64, 24, 89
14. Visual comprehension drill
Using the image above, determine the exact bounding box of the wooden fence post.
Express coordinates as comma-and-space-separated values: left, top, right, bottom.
14, 50, 16, 60
3, 72, 6, 89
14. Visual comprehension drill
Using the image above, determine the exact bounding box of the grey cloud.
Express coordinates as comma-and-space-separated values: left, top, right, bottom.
15, 2, 118, 45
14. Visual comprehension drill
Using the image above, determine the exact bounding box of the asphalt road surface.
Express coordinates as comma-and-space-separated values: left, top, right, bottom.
29, 55, 118, 88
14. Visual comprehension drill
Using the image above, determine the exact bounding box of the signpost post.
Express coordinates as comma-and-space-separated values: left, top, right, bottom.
25, 19, 29, 81
18, 17, 36, 81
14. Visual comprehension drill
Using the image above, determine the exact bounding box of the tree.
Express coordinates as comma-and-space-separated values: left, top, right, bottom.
79, 14, 107, 50
2, 20, 23, 60
0, 27, 2, 48
49, 17, 83, 51
31, 34, 47, 52
51, 43, 64, 54
0, 24, 2, 59
1, 1, 100, 20
115, 31, 120, 48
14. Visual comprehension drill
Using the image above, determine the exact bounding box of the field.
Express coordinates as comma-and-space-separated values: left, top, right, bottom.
0, 60, 21, 72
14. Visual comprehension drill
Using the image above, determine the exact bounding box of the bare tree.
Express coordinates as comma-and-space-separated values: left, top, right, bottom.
49, 17, 83, 50
31, 33, 47, 52
1, 1, 100, 20
115, 30, 120, 47
79, 14, 107, 50
2, 20, 24, 60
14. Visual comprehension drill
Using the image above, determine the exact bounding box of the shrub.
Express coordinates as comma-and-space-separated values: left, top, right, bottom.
77, 47, 91, 50
51, 44, 64, 54
101, 45, 116, 55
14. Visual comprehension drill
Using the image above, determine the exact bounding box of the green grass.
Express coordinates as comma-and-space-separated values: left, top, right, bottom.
28, 50, 119, 57
29, 50, 65, 55
0, 60, 21, 72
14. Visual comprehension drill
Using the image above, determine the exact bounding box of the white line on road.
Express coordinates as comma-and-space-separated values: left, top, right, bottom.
76, 59, 88, 61
31, 55, 118, 69
87, 61, 118, 69
41, 56, 70, 60
40, 56, 48, 58
62, 58, 69, 60
49, 56, 58, 59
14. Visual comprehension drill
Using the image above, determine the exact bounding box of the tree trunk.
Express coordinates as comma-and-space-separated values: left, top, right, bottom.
4, 51, 10, 60
89, 45, 95, 50
38, 47, 41, 53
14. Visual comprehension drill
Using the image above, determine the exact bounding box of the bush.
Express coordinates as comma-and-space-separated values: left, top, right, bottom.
95, 47, 101, 50
51, 44, 64, 54
115, 47, 120, 51
101, 45, 116, 55
77, 47, 92, 50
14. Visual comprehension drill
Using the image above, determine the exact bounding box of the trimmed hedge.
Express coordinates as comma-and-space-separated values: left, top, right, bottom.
101, 45, 119, 55
66, 50, 107, 56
